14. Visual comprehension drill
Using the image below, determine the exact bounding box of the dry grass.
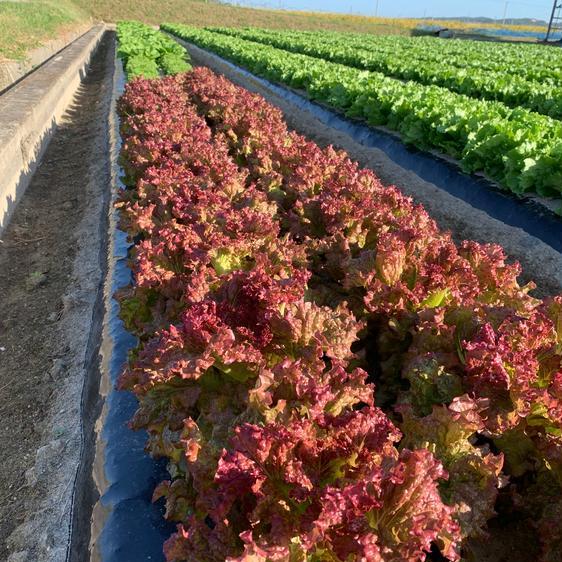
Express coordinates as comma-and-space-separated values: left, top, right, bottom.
72, 0, 412, 35
73, 0, 548, 35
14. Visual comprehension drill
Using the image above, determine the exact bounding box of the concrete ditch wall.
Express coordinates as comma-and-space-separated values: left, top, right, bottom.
0, 24, 106, 236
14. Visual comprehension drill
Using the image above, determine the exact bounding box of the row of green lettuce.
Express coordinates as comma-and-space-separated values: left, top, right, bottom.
116, 21, 191, 79
360, 32, 562, 78
162, 24, 562, 199
338, 31, 562, 84
223, 29, 562, 84
207, 26, 562, 120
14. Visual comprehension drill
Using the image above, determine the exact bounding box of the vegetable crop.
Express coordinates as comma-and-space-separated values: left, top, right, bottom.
117, 67, 562, 561
207, 26, 562, 120
162, 24, 562, 199
312, 29, 562, 83
117, 20, 190, 79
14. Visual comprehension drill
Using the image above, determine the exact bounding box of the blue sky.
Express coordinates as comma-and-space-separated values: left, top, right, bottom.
228, 0, 555, 22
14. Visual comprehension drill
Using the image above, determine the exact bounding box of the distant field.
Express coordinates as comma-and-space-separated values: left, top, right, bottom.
73, 0, 549, 37
73, 0, 413, 35
0, 0, 87, 60
0, 0, 550, 62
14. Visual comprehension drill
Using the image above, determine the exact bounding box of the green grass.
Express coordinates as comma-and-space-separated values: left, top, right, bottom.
0, 0, 87, 61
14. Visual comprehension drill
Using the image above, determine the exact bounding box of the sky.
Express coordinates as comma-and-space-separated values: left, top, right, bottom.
226, 0, 556, 22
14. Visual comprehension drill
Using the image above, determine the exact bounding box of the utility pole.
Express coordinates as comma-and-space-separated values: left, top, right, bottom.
375, 0, 379, 17
546, 1, 562, 41
502, 1, 509, 25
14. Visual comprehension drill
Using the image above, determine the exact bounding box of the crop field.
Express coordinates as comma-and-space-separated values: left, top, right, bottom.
1, 9, 562, 562
204, 27, 562, 115
117, 21, 191, 78
109, 22, 562, 562
164, 24, 562, 200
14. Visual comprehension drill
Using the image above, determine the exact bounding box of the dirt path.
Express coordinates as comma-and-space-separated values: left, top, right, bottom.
182, 41, 562, 299
0, 32, 114, 562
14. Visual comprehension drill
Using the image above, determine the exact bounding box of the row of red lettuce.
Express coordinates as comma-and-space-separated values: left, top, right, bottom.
115, 68, 562, 561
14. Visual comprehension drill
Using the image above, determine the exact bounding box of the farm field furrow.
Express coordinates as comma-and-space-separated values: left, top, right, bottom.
162, 25, 562, 200
207, 26, 562, 119
115, 64, 562, 562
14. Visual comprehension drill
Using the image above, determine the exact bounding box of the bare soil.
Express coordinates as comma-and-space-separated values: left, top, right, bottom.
0, 32, 113, 561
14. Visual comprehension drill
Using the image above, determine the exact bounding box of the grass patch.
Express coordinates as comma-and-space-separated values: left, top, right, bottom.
0, 0, 87, 61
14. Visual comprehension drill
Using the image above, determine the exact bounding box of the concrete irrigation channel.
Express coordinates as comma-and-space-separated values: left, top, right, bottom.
0, 25, 113, 562
0, 28, 562, 562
